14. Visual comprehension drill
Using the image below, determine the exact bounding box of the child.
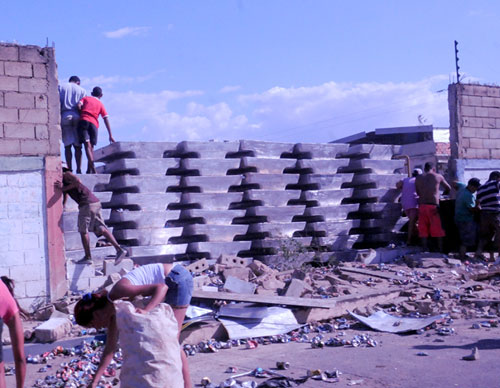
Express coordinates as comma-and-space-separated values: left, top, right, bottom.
77, 86, 116, 174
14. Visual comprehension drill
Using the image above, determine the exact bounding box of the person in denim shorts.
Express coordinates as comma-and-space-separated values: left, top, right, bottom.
73, 263, 194, 388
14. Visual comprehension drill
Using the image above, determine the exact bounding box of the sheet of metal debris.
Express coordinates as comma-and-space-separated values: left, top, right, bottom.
349, 310, 446, 333
219, 306, 302, 339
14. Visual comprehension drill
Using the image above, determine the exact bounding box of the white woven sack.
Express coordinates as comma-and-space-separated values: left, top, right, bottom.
115, 301, 183, 388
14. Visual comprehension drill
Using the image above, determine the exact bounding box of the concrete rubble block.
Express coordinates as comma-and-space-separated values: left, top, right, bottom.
314, 235, 361, 250
217, 254, 253, 268
293, 142, 350, 159
346, 173, 403, 189
181, 192, 243, 210
249, 260, 275, 276
106, 175, 179, 193
103, 258, 134, 276
187, 241, 251, 258
303, 204, 358, 221
284, 278, 308, 297
292, 269, 306, 280
126, 244, 188, 263
247, 222, 306, 238
113, 227, 183, 245
176, 140, 240, 158
100, 272, 122, 289
340, 159, 405, 174
109, 192, 181, 211
192, 274, 211, 290
238, 140, 296, 158
222, 266, 253, 281
63, 209, 111, 232
108, 209, 180, 229
241, 173, 300, 190
298, 173, 353, 190
186, 258, 209, 273
341, 144, 401, 160
179, 209, 245, 225
179, 158, 240, 176
350, 188, 401, 203
94, 141, 178, 162
64, 191, 112, 212
97, 158, 180, 175
182, 224, 248, 242
296, 159, 350, 174
223, 276, 256, 294
243, 189, 301, 206
241, 157, 297, 174
300, 189, 353, 206
305, 220, 359, 236
245, 205, 306, 222
251, 237, 312, 251
181, 176, 242, 192
255, 272, 285, 291
34, 312, 72, 343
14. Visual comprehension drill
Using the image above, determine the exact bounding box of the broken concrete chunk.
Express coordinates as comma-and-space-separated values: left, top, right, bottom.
291, 269, 306, 280
223, 276, 257, 294
100, 273, 122, 289
222, 267, 252, 282
284, 279, 308, 297
249, 260, 274, 276
193, 275, 211, 290
255, 273, 286, 291
35, 315, 72, 343
218, 254, 253, 268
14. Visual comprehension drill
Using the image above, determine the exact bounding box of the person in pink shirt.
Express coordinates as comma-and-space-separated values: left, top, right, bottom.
0, 278, 25, 388
77, 86, 116, 174
396, 168, 422, 245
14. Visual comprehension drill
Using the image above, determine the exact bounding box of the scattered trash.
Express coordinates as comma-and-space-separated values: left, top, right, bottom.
462, 347, 480, 361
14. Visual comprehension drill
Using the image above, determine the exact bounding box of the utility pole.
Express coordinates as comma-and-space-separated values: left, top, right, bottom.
454, 40, 460, 83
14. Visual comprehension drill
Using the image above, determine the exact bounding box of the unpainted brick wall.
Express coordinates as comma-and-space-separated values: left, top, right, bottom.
0, 44, 60, 156
449, 83, 500, 160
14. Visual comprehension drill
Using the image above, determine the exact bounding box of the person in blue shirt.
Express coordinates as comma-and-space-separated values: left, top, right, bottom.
454, 178, 480, 260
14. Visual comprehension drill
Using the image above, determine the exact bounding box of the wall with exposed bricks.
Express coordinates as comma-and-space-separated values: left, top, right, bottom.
0, 43, 66, 310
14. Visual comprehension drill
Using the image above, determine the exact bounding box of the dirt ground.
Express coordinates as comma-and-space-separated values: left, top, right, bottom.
5, 318, 500, 388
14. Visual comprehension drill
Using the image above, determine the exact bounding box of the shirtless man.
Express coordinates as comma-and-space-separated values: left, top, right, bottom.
415, 162, 451, 252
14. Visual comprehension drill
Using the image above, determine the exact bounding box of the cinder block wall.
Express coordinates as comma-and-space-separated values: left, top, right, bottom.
448, 83, 500, 182
0, 43, 66, 310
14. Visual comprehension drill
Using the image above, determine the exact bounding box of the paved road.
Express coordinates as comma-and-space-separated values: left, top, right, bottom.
5, 319, 500, 387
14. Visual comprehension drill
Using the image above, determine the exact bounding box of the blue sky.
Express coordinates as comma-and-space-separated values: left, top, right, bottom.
2, 1, 500, 148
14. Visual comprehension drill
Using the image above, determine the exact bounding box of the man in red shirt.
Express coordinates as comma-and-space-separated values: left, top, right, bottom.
77, 86, 116, 174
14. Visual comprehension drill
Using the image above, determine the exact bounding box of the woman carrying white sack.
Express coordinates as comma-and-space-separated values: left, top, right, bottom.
74, 263, 193, 388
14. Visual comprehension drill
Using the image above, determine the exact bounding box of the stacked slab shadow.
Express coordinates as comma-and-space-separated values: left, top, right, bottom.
339, 144, 406, 248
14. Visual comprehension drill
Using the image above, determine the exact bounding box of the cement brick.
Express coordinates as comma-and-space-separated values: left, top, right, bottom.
35, 125, 48, 139
0, 92, 3, 107
24, 249, 43, 264
4, 123, 35, 139
20, 139, 49, 155
217, 255, 252, 268
186, 258, 208, 273
33, 63, 47, 78
475, 107, 489, 117
0, 251, 23, 266
35, 94, 47, 109
0, 218, 21, 234
462, 117, 482, 127
475, 148, 490, 159
19, 108, 48, 123
461, 138, 470, 148
482, 117, 496, 128
475, 128, 489, 138
19, 46, 48, 63
4, 92, 35, 108
19, 78, 47, 93
471, 85, 490, 96
4, 61, 32, 77
0, 107, 18, 122
25, 280, 47, 297
488, 107, 500, 118
0, 76, 18, 91
10, 264, 43, 281
0, 46, 18, 61
490, 128, 500, 139
460, 105, 475, 116
491, 149, 500, 159
462, 95, 482, 106
0, 139, 19, 155
35, 316, 72, 343
22, 219, 42, 234
481, 96, 500, 108
487, 88, 500, 98
103, 258, 134, 276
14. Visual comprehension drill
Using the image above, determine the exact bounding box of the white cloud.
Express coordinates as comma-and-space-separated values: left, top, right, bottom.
94, 75, 451, 147
103, 26, 151, 39
219, 85, 241, 94
81, 70, 166, 89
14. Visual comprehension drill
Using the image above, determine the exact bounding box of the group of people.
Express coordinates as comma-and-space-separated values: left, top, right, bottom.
59, 76, 116, 174
398, 161, 500, 260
